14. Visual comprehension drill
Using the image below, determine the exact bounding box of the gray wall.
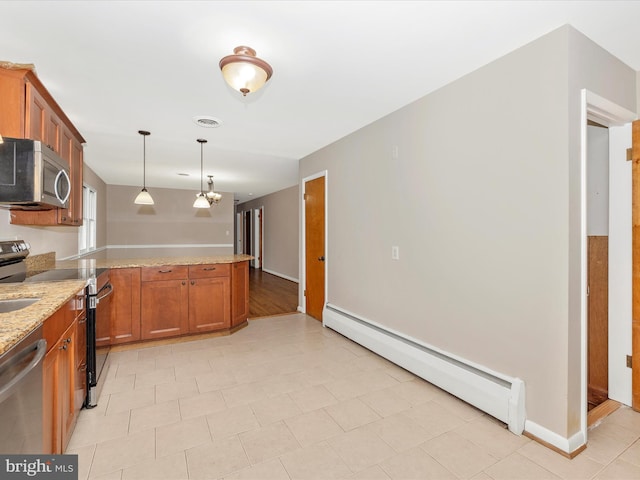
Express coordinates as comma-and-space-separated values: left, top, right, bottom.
298, 26, 636, 440
0, 162, 107, 260
237, 185, 299, 281
106, 184, 234, 255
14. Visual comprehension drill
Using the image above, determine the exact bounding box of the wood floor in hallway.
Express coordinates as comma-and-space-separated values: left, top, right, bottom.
249, 268, 299, 318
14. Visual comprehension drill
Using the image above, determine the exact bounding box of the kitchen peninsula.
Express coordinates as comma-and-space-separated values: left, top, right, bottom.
0, 253, 252, 354
58, 253, 253, 347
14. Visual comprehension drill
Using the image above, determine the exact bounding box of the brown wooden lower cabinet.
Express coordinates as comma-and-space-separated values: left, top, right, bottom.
106, 261, 249, 346
100, 268, 141, 346
189, 276, 230, 332
43, 304, 79, 455
231, 261, 249, 327
141, 278, 189, 340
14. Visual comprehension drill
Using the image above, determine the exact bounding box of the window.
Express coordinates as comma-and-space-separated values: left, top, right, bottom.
78, 184, 97, 254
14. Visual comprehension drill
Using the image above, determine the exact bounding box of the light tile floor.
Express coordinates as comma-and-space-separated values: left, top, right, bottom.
67, 314, 640, 480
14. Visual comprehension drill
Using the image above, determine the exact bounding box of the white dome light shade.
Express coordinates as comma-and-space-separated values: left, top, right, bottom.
134, 188, 154, 205
193, 193, 210, 209
219, 46, 273, 96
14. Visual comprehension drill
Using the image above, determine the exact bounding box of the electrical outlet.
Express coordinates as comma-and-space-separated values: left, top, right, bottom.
391, 246, 400, 260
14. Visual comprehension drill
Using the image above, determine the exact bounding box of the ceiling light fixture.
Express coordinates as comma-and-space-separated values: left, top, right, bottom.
134, 130, 154, 205
193, 139, 211, 209
205, 175, 222, 205
219, 46, 273, 96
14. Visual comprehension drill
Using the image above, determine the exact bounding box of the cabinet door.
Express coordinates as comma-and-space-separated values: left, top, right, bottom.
141, 279, 189, 340
70, 137, 83, 224
105, 268, 141, 345
42, 348, 58, 455
60, 321, 76, 451
189, 277, 230, 333
231, 261, 250, 327
26, 83, 47, 144
57, 127, 83, 225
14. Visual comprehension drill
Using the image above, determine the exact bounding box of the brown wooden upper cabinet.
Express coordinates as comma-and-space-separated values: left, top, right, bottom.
0, 66, 85, 226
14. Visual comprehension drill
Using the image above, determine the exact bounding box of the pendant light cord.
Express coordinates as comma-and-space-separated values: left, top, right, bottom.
200, 141, 204, 194
143, 134, 147, 189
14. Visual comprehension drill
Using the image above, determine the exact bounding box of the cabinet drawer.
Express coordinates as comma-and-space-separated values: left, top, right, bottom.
188, 263, 230, 279
141, 265, 188, 282
43, 306, 73, 353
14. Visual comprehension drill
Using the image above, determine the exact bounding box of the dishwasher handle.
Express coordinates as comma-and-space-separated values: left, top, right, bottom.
0, 339, 47, 404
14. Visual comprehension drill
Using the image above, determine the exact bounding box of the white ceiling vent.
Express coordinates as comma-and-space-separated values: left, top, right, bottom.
193, 116, 222, 128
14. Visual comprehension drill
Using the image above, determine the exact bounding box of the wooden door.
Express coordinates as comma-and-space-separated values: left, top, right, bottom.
588, 236, 609, 409
305, 176, 326, 321
632, 120, 640, 411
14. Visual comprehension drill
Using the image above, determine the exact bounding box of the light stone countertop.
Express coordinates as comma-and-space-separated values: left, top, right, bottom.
0, 254, 253, 356
54, 253, 253, 270
0, 280, 87, 356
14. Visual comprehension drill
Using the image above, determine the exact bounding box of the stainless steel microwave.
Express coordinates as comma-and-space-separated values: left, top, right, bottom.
0, 137, 71, 210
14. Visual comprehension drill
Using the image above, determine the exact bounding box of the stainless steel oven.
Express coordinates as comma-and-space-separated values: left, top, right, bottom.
86, 269, 113, 407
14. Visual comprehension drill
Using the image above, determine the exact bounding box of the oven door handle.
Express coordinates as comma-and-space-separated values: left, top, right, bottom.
0, 339, 47, 404
96, 283, 113, 303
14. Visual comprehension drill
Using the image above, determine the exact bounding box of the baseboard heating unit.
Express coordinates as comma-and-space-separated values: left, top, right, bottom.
323, 304, 526, 434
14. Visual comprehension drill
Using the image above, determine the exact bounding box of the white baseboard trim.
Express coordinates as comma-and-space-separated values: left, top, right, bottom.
262, 268, 299, 283
525, 420, 586, 455
323, 303, 526, 434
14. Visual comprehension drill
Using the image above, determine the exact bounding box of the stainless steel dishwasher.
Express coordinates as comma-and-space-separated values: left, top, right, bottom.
0, 325, 46, 454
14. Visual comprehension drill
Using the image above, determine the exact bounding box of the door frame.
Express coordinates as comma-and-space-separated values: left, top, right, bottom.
236, 212, 242, 253
300, 170, 328, 318
580, 89, 636, 441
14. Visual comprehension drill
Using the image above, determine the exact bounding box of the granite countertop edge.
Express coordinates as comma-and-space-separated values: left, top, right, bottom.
0, 254, 254, 356
0, 280, 87, 356
55, 253, 254, 269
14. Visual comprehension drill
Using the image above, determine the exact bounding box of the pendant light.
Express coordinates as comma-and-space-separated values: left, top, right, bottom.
134, 130, 154, 205
205, 175, 222, 205
193, 138, 210, 208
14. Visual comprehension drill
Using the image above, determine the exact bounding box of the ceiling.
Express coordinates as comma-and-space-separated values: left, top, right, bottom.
1, 1, 639, 204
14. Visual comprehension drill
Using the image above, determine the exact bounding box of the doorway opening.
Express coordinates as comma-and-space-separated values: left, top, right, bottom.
586, 121, 609, 412
581, 90, 636, 437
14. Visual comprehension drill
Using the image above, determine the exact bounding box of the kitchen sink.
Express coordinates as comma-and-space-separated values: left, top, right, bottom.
0, 298, 41, 313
